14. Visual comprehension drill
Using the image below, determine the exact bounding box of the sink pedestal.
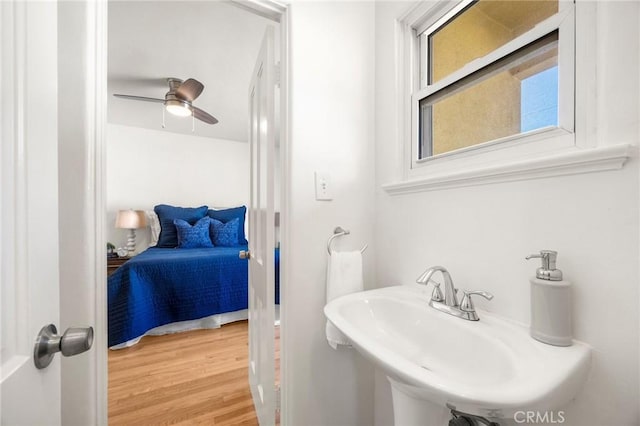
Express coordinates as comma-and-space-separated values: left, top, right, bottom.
389, 378, 450, 426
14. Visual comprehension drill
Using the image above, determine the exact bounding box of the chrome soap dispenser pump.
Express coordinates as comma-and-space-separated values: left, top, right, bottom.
525, 250, 563, 281
525, 250, 572, 347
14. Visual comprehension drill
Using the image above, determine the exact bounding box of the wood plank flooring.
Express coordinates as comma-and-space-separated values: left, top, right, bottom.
109, 321, 260, 425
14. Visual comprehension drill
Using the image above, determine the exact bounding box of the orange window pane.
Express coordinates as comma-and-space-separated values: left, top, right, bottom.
420, 32, 558, 157
428, 0, 558, 84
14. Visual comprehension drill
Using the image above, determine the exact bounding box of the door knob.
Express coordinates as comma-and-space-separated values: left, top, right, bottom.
33, 324, 94, 369
239, 250, 251, 259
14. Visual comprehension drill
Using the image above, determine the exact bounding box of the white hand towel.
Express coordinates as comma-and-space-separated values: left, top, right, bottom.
325, 250, 363, 349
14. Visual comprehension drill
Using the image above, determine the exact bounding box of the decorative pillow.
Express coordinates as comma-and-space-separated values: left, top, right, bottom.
154, 204, 208, 248
209, 218, 240, 247
145, 210, 161, 247
207, 206, 248, 245
174, 217, 213, 249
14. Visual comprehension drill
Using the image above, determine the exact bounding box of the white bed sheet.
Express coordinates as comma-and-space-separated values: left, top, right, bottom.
109, 309, 249, 350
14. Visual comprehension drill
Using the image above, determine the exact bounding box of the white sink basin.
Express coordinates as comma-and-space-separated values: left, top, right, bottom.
324, 285, 591, 419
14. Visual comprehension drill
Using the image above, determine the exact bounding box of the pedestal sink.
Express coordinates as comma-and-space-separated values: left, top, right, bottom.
324, 285, 591, 424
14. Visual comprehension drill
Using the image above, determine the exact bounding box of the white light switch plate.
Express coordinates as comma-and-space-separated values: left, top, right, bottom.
315, 172, 332, 201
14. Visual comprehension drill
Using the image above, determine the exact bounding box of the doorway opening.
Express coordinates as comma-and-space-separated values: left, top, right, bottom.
104, 2, 282, 424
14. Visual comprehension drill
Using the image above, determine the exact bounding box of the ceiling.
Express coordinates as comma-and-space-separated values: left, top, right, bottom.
108, 1, 274, 142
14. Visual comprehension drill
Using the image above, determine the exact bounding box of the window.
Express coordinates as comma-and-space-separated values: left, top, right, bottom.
383, 1, 630, 194
412, 0, 573, 161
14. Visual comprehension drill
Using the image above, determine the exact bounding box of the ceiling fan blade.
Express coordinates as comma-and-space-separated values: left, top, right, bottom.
113, 94, 165, 103
192, 106, 218, 125
175, 78, 204, 102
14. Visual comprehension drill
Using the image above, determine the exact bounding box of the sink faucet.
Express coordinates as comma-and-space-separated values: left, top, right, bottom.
416, 265, 458, 307
416, 266, 493, 321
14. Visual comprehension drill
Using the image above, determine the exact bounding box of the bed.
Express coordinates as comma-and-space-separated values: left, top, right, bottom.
108, 246, 280, 348
108, 204, 282, 349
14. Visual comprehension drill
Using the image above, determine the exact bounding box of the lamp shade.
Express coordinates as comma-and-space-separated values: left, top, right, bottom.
115, 209, 147, 229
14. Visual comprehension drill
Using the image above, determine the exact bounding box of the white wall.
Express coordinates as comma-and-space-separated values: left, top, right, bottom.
106, 124, 249, 249
373, 2, 639, 426
284, 2, 376, 425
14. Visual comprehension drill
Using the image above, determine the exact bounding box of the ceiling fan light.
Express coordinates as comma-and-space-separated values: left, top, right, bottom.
165, 99, 192, 117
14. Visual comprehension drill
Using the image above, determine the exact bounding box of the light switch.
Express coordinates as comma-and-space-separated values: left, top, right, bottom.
315, 172, 332, 201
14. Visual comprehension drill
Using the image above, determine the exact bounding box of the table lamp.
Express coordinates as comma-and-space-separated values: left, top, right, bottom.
115, 209, 147, 255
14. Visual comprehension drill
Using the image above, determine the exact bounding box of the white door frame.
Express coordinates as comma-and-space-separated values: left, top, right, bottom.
89, 2, 109, 424
86, 1, 291, 425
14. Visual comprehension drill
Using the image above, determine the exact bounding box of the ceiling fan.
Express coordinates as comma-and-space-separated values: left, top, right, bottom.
113, 78, 218, 125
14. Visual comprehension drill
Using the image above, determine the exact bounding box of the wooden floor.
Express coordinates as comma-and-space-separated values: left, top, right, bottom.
109, 321, 261, 425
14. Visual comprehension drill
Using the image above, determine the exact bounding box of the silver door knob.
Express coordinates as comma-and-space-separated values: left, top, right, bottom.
33, 324, 94, 369
239, 250, 251, 259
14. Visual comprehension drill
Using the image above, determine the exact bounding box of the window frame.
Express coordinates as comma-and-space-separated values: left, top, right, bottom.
412, 0, 576, 167
381, 0, 633, 195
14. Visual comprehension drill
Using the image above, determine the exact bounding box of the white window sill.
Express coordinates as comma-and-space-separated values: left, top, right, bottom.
382, 144, 633, 195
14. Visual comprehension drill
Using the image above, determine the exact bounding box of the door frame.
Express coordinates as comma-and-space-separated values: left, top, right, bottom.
87, 1, 291, 424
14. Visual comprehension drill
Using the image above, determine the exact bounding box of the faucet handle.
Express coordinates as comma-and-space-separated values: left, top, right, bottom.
430, 286, 444, 303
459, 290, 494, 312
416, 276, 444, 303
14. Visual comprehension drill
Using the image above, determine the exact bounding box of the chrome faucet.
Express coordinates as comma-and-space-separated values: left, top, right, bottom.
416, 265, 458, 307
416, 266, 493, 321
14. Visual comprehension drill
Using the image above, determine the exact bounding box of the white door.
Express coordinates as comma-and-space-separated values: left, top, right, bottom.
247, 26, 277, 426
1, 2, 93, 424
1, 1, 61, 424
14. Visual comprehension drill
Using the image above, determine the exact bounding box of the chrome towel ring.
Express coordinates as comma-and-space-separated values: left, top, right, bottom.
327, 226, 368, 255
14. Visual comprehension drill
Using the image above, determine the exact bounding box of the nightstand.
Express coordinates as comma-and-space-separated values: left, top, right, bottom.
107, 256, 130, 277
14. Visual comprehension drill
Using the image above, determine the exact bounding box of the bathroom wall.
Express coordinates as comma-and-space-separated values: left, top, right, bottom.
106, 123, 249, 249
374, 2, 639, 425
284, 2, 376, 425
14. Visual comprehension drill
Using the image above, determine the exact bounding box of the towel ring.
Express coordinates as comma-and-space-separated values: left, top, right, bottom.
327, 226, 368, 255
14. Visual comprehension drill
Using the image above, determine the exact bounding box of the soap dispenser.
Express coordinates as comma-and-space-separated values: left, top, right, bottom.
525, 250, 572, 346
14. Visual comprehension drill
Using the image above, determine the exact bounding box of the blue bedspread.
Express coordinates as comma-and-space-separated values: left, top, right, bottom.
108, 246, 280, 347
109, 247, 248, 347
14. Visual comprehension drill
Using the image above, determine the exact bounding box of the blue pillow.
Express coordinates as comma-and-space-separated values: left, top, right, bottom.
154, 204, 208, 248
207, 206, 248, 245
174, 217, 213, 249
209, 218, 240, 247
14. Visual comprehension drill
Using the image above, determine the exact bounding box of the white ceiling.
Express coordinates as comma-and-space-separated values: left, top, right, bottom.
108, 1, 274, 142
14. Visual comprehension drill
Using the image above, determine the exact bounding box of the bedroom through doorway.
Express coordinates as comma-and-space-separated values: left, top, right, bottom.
104, 2, 282, 424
